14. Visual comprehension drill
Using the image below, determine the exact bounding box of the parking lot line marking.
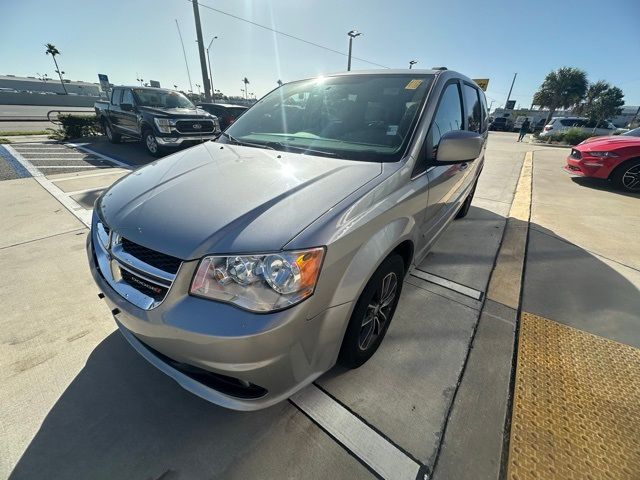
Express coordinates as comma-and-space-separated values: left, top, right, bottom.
35, 165, 104, 169
64, 186, 107, 196
66, 142, 132, 169
290, 385, 422, 480
3, 144, 92, 227
25, 158, 104, 162
410, 269, 483, 300
51, 170, 129, 182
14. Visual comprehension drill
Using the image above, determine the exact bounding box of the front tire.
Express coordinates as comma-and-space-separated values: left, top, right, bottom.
610, 159, 640, 192
103, 119, 121, 143
143, 128, 163, 157
338, 254, 404, 369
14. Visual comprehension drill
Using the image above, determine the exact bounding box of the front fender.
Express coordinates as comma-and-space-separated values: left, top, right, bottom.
327, 217, 413, 309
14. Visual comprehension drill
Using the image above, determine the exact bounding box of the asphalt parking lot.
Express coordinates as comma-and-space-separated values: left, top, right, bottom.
1, 132, 638, 480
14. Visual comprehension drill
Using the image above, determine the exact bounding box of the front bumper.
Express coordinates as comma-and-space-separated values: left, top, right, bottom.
564, 155, 611, 179
86, 230, 351, 411
156, 134, 218, 147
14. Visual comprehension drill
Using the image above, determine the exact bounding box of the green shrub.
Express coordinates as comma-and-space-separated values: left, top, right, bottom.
55, 114, 101, 140
0, 138, 10, 144
562, 127, 594, 146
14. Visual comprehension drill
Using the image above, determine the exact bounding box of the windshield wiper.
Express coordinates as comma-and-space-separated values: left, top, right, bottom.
220, 132, 276, 150
263, 141, 340, 158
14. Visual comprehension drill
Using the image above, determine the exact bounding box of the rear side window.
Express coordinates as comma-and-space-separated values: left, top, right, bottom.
478, 92, 488, 132
122, 89, 134, 105
111, 88, 122, 106
560, 119, 586, 127
462, 85, 482, 133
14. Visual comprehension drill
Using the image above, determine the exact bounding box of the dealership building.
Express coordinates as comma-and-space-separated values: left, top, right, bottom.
0, 74, 102, 96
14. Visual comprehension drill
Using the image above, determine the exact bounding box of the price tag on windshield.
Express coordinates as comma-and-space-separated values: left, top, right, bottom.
405, 79, 423, 90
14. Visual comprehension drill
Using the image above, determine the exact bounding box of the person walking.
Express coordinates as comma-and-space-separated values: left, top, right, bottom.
517, 118, 531, 142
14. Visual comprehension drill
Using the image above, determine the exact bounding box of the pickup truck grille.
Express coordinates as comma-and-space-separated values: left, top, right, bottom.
176, 119, 215, 133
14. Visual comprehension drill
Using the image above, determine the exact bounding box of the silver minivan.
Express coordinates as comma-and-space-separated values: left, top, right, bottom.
88, 69, 487, 410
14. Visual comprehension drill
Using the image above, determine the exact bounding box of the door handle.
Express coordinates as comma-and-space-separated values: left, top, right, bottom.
459, 163, 469, 170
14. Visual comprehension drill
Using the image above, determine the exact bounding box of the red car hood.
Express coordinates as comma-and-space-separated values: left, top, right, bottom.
576, 136, 640, 150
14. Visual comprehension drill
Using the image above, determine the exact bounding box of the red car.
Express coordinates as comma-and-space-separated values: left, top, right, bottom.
564, 135, 640, 192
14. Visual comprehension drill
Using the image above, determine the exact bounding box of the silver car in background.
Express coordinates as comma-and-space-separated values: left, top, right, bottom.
87, 69, 487, 410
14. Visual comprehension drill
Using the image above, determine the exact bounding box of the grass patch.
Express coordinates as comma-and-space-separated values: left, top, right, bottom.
0, 138, 10, 144
0, 130, 52, 136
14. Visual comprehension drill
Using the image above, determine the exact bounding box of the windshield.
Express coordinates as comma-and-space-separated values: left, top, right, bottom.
133, 89, 194, 109
221, 74, 435, 162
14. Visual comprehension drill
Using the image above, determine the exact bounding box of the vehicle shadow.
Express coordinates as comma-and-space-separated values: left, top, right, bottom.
8, 207, 640, 479
570, 176, 640, 199
8, 332, 294, 480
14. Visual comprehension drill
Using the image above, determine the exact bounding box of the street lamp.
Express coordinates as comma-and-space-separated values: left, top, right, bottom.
136, 77, 144, 86
195, 83, 201, 95
206, 36, 219, 103
347, 30, 362, 71
409, 60, 418, 69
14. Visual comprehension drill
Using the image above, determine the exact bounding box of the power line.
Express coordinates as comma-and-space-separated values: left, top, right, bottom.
186, 0, 390, 69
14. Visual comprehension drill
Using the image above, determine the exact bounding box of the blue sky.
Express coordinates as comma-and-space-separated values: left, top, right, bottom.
2, 0, 639, 107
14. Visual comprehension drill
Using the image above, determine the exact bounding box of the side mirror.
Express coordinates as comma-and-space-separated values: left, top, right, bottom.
121, 103, 133, 112
436, 130, 484, 163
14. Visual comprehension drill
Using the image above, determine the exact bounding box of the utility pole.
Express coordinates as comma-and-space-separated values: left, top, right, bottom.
175, 19, 193, 94
191, 0, 211, 101
206, 36, 218, 103
505, 72, 517, 108
347, 30, 362, 71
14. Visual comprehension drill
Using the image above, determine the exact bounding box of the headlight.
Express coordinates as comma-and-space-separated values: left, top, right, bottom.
190, 248, 325, 312
154, 118, 172, 133
588, 151, 618, 158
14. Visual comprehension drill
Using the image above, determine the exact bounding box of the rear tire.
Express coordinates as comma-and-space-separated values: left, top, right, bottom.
610, 158, 640, 192
103, 119, 121, 143
142, 128, 163, 157
338, 254, 404, 369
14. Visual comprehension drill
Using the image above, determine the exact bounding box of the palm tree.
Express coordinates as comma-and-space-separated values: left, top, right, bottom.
575, 80, 609, 116
242, 77, 250, 100
45, 43, 68, 95
532, 67, 587, 123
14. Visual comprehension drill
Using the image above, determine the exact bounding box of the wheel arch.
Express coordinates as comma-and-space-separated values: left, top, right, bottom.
608, 156, 640, 180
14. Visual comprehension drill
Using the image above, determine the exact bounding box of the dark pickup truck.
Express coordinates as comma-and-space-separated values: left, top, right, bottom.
95, 87, 220, 156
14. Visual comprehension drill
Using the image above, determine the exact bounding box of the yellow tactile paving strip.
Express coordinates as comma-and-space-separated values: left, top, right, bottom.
507, 313, 640, 480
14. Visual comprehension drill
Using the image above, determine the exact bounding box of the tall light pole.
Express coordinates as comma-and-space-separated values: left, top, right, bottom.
206, 36, 218, 103
505, 72, 517, 108
347, 30, 362, 71
409, 60, 418, 69
191, 0, 212, 101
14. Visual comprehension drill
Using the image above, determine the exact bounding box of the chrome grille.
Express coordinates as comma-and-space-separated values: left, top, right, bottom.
93, 222, 182, 310
176, 119, 214, 133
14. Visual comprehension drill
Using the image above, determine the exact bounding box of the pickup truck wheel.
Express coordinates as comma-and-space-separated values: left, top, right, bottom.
338, 254, 404, 369
142, 128, 163, 157
103, 120, 121, 143
456, 178, 477, 219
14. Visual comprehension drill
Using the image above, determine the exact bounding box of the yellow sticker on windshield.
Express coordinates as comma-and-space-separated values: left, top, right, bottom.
405, 79, 423, 90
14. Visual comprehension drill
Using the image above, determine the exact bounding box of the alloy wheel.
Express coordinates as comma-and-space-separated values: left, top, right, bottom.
622, 165, 640, 191
146, 133, 158, 154
358, 272, 398, 351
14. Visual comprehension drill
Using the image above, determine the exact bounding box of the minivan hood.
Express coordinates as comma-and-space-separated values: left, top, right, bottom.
98, 143, 382, 259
